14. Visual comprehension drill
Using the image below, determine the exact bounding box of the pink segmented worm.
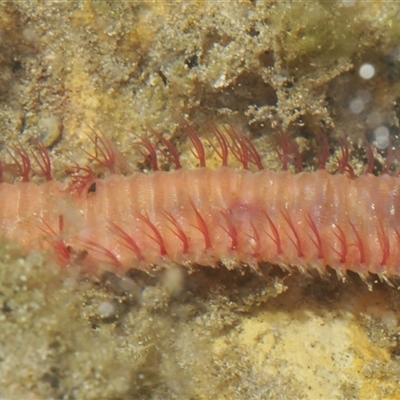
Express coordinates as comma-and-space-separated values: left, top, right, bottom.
0, 125, 399, 285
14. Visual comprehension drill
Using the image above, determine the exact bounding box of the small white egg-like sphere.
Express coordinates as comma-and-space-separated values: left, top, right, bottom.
349, 98, 364, 114
373, 125, 390, 150
97, 301, 117, 319
359, 63, 375, 80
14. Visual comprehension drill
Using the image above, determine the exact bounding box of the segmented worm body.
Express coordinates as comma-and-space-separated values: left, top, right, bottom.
0, 127, 399, 282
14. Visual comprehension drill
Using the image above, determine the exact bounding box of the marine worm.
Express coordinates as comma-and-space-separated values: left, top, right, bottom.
0, 125, 400, 284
